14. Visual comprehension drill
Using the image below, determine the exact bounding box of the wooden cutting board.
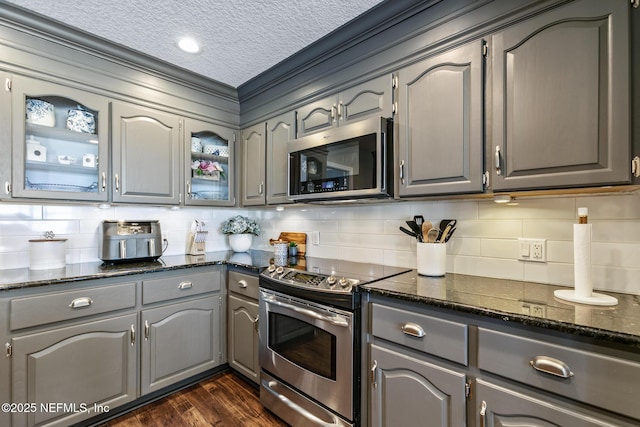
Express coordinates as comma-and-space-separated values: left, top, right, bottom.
269, 232, 307, 256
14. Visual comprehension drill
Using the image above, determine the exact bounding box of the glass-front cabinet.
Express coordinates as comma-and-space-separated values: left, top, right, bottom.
11, 76, 109, 201
184, 118, 236, 206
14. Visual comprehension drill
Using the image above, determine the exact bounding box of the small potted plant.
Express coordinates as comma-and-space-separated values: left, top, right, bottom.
221, 215, 260, 252
288, 241, 298, 257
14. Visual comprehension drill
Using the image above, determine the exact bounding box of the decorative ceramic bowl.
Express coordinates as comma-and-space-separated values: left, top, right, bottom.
66, 108, 96, 134
26, 99, 55, 127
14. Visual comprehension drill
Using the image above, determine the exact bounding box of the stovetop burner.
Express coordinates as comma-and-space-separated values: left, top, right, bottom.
259, 257, 410, 309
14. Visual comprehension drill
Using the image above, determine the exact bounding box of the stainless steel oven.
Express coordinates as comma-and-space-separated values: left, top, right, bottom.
259, 288, 354, 426
258, 260, 410, 427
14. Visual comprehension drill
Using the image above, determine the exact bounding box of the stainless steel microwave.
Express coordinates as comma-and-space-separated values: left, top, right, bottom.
288, 117, 393, 202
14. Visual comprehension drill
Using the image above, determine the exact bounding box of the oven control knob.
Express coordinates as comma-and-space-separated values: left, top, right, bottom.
326, 275, 337, 286
338, 277, 350, 288
267, 264, 276, 273
275, 266, 285, 275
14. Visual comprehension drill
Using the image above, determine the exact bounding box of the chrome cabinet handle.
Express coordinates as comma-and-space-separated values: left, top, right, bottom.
130, 324, 135, 346
479, 401, 487, 427
69, 297, 93, 309
4, 181, 10, 195
114, 173, 120, 191
259, 181, 264, 195
530, 355, 574, 378
401, 322, 425, 338
178, 281, 193, 290
187, 181, 192, 198
144, 320, 150, 340
399, 159, 405, 185
371, 360, 378, 389
238, 280, 248, 288
495, 146, 502, 176
253, 314, 259, 331
101, 172, 107, 192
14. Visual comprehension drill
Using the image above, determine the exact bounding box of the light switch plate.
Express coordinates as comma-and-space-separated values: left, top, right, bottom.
517, 238, 546, 262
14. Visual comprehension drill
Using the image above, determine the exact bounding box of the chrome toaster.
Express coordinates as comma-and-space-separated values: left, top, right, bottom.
99, 220, 163, 262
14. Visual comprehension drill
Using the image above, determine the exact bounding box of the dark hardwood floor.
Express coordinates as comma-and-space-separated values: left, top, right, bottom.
98, 372, 288, 427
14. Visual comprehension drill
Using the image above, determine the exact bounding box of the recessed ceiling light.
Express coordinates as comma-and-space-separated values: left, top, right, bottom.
177, 37, 201, 54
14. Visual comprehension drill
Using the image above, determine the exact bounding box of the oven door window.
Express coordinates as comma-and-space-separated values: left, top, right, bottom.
268, 312, 336, 380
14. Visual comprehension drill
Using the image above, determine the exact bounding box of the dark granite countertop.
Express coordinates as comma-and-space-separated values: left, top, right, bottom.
362, 270, 640, 349
0, 250, 273, 291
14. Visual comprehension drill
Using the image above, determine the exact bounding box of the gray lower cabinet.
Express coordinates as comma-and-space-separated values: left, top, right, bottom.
11, 313, 138, 427
266, 111, 295, 205
140, 296, 220, 395
396, 39, 484, 196
474, 379, 638, 427
490, 0, 631, 191
227, 270, 259, 383
111, 101, 182, 204
240, 122, 266, 206
369, 343, 467, 427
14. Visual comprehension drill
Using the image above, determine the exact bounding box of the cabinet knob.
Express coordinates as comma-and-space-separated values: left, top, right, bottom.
238, 280, 248, 288
529, 355, 574, 378
178, 281, 193, 290
69, 297, 93, 309
401, 322, 425, 338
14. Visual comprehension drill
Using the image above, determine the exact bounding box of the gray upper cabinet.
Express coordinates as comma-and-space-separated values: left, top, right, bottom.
296, 74, 393, 137
9, 75, 110, 202
184, 118, 237, 206
396, 40, 484, 197
111, 101, 181, 204
266, 111, 295, 205
490, 0, 630, 191
240, 122, 266, 206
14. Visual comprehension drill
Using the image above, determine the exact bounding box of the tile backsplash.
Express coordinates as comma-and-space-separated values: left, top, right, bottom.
1, 192, 639, 295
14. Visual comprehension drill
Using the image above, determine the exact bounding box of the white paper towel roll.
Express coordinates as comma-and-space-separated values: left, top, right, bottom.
573, 223, 592, 298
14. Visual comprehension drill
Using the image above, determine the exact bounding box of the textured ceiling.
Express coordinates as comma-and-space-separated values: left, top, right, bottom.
3, 0, 385, 88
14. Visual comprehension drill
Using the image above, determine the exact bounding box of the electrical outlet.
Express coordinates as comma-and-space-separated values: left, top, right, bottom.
311, 231, 320, 245
517, 238, 546, 262
521, 301, 547, 318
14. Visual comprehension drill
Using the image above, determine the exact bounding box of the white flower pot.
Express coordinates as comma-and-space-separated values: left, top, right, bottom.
228, 233, 252, 252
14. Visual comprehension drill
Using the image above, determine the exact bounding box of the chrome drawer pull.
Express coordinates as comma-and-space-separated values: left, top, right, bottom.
401, 322, 425, 338
178, 281, 193, 290
238, 280, 248, 288
530, 355, 574, 378
69, 297, 93, 309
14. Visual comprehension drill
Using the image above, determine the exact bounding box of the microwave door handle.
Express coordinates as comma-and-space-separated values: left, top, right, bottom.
265, 296, 349, 327
381, 130, 387, 192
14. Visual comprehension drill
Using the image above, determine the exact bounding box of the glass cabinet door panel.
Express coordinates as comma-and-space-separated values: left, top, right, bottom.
184, 118, 236, 206
11, 76, 109, 201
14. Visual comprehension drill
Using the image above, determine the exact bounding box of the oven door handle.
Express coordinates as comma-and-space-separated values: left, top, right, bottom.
264, 296, 349, 327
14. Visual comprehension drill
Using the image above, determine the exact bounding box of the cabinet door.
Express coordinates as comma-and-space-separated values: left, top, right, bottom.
140, 296, 220, 395
475, 379, 638, 427
10, 75, 110, 201
240, 122, 266, 206
370, 343, 466, 427
228, 294, 259, 383
490, 0, 630, 191
11, 314, 137, 427
111, 101, 181, 204
0, 72, 11, 200
338, 74, 393, 126
296, 94, 337, 137
397, 40, 484, 196
266, 111, 295, 205
184, 118, 237, 206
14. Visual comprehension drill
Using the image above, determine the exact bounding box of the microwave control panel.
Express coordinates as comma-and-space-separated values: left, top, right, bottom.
301, 178, 348, 194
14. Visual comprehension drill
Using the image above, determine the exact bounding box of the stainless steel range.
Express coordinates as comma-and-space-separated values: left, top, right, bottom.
258, 258, 408, 427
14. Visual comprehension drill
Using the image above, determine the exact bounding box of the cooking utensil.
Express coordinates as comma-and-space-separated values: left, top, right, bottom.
438, 221, 456, 243
413, 215, 424, 228
443, 227, 456, 243
421, 221, 433, 242
406, 220, 423, 242
437, 219, 457, 242
426, 227, 440, 243
399, 226, 419, 240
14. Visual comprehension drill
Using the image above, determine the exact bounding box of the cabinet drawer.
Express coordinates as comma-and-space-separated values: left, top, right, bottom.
10, 282, 136, 330
228, 270, 258, 300
478, 328, 640, 420
142, 270, 221, 304
371, 303, 468, 365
